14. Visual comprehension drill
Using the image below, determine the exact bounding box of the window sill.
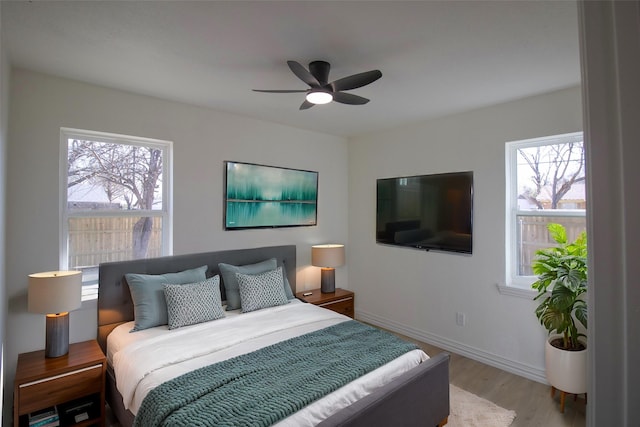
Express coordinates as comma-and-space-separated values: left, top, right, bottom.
496, 283, 537, 299
81, 283, 98, 304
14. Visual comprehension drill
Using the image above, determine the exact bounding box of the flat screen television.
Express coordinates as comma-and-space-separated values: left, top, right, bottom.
376, 171, 473, 254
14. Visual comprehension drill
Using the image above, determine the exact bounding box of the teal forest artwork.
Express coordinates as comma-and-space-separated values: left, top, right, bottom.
225, 161, 318, 229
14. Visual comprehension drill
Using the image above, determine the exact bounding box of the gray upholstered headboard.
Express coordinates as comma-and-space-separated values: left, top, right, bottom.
97, 245, 296, 353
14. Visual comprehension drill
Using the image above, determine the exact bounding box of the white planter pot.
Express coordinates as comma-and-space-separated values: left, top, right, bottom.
545, 335, 587, 394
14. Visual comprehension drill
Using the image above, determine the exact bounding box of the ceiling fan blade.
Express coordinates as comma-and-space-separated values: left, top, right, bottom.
331, 70, 382, 92
287, 61, 321, 88
333, 92, 370, 105
299, 100, 315, 110
252, 89, 307, 93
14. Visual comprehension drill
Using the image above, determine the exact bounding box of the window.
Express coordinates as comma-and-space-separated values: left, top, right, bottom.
60, 128, 172, 296
506, 132, 586, 289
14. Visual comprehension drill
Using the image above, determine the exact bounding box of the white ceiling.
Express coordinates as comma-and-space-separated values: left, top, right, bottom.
2, 1, 581, 137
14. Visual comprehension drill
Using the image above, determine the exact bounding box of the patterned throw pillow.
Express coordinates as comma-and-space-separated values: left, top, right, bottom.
236, 267, 289, 313
218, 259, 278, 311
164, 276, 225, 329
126, 265, 208, 332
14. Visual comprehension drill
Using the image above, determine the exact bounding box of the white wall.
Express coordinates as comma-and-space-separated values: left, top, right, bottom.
348, 86, 582, 381
579, 2, 640, 424
4, 68, 348, 422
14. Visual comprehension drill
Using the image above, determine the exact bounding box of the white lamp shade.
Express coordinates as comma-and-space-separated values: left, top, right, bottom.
28, 270, 82, 314
312, 244, 345, 268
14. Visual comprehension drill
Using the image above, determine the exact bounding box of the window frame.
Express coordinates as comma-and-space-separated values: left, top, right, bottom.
505, 131, 585, 290
60, 128, 173, 291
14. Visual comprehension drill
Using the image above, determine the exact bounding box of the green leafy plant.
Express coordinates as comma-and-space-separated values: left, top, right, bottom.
532, 223, 588, 350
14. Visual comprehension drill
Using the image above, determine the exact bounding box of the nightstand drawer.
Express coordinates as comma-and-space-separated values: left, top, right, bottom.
296, 289, 355, 319
318, 297, 354, 318
17, 363, 103, 415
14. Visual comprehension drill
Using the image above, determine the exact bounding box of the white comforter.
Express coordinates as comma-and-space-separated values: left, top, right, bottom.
109, 300, 428, 426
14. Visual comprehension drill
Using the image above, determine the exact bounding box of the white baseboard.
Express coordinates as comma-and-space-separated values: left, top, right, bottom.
356, 309, 548, 385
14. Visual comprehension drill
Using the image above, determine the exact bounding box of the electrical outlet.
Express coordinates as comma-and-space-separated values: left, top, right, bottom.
456, 312, 466, 326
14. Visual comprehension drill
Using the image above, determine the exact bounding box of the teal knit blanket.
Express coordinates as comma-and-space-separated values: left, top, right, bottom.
133, 320, 419, 427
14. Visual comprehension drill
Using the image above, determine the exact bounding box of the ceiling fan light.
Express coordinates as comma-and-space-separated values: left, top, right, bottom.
306, 91, 333, 105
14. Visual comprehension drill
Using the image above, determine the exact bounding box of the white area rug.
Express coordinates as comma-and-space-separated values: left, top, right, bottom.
448, 384, 517, 427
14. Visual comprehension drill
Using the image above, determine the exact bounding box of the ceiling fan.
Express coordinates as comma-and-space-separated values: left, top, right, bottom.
253, 60, 382, 110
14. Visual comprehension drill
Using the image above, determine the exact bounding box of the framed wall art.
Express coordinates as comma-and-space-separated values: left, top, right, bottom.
224, 161, 318, 230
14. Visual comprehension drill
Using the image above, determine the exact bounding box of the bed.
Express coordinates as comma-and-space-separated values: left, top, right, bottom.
97, 245, 450, 426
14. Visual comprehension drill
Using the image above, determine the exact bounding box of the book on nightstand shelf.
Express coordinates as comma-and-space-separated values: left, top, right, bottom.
28, 407, 59, 427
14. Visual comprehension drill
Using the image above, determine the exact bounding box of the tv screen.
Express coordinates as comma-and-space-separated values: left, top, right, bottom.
376, 171, 473, 254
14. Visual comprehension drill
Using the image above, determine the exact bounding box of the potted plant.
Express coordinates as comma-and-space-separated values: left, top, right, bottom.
531, 223, 588, 403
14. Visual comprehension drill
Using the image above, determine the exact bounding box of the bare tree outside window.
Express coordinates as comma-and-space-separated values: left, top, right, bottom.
517, 141, 586, 210
67, 140, 163, 260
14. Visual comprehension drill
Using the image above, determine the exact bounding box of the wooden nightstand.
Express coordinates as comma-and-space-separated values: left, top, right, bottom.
14, 340, 106, 427
296, 288, 355, 318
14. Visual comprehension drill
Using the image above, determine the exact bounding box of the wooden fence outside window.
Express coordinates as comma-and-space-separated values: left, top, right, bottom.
517, 216, 586, 276
68, 216, 163, 269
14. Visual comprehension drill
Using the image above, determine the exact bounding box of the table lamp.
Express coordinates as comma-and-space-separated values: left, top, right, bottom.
28, 270, 82, 358
312, 244, 345, 293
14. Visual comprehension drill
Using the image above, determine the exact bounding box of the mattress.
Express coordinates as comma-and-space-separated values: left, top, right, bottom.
108, 300, 429, 426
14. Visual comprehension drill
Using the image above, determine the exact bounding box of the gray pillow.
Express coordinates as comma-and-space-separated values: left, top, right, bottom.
164, 276, 225, 329
126, 265, 208, 331
219, 258, 294, 310
282, 271, 295, 300
237, 267, 289, 313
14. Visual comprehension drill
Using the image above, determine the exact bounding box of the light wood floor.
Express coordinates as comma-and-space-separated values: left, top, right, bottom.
107, 335, 586, 427
401, 335, 586, 427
